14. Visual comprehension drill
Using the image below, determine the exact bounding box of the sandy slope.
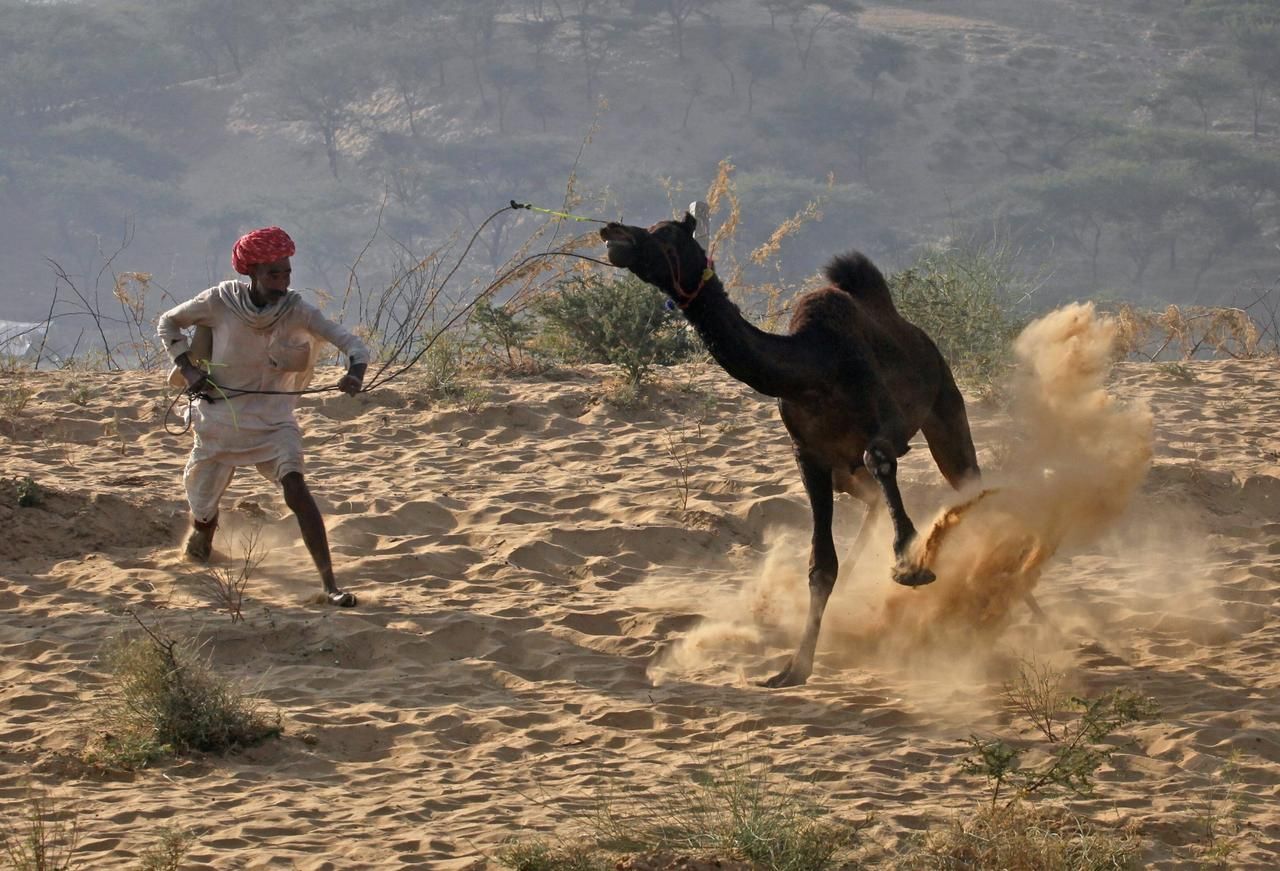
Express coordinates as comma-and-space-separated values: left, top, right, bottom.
1, 333, 1278, 868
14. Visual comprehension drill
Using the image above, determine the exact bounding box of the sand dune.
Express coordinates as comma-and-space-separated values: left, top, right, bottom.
2, 320, 1279, 867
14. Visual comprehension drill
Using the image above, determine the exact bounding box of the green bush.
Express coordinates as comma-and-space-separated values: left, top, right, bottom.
534, 274, 698, 385
499, 754, 859, 871
472, 298, 539, 371
87, 622, 280, 769
889, 242, 1030, 388
15, 476, 43, 508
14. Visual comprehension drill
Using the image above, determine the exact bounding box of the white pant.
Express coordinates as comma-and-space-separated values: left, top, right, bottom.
183, 413, 304, 522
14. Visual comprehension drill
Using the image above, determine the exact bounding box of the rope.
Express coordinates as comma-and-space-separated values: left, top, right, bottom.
162, 200, 617, 414
509, 200, 609, 224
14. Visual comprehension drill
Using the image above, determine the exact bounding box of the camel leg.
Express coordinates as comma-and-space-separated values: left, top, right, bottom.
864, 440, 936, 588
920, 371, 981, 491
761, 456, 836, 688
835, 465, 891, 581
923, 394, 1049, 620
1024, 592, 1046, 621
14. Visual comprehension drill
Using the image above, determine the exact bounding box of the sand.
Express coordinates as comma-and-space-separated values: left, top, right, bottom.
2, 308, 1279, 868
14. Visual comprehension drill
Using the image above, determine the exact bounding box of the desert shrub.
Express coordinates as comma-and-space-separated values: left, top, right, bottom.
889, 241, 1030, 388
86, 619, 280, 769
195, 523, 266, 623
897, 671, 1155, 869
534, 274, 698, 385
1109, 302, 1267, 361
401, 332, 489, 407
15, 476, 44, 508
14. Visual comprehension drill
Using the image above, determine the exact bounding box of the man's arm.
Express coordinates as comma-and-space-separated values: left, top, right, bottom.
158, 292, 217, 390
303, 304, 371, 395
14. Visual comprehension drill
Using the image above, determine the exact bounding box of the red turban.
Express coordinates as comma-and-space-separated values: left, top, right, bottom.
232, 226, 296, 275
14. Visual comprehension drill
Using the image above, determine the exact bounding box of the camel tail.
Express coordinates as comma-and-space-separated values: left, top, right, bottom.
823, 251, 896, 309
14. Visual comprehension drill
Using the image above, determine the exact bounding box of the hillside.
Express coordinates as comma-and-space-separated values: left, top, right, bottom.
1, 0, 1278, 329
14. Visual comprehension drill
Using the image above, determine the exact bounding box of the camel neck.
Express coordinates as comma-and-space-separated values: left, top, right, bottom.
678, 276, 805, 399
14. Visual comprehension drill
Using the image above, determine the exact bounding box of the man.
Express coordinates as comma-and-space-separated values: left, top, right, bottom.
157, 226, 370, 607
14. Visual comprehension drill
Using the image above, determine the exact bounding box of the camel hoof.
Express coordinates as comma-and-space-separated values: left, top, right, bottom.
893, 563, 936, 587
326, 590, 358, 607
758, 661, 810, 688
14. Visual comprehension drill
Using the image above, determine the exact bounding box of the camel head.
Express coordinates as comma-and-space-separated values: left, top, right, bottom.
599, 214, 711, 306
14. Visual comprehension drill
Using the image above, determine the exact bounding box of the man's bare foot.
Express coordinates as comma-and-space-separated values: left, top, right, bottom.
326, 590, 357, 607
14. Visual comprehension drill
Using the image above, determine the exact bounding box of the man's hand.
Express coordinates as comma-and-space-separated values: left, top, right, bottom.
176, 353, 211, 395
338, 362, 367, 396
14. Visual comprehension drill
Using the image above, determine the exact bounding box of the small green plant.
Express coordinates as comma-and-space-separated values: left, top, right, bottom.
1193, 752, 1249, 867
535, 274, 697, 386
66, 383, 93, 407
601, 378, 647, 410
589, 755, 857, 869
662, 428, 695, 513
135, 826, 196, 871
1, 790, 80, 871
500, 754, 860, 871
961, 687, 1158, 808
458, 385, 491, 413
1158, 361, 1197, 384
413, 334, 472, 402
16, 476, 43, 508
1, 378, 36, 423
473, 298, 539, 371
85, 613, 280, 769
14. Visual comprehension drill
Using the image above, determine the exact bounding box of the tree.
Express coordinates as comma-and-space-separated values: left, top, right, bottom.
378, 23, 456, 137
1228, 6, 1280, 137
418, 136, 573, 267
741, 35, 783, 116
630, 0, 722, 61
1023, 166, 1122, 285
781, 0, 861, 71
854, 33, 912, 102
255, 41, 375, 180
1104, 162, 1189, 282
571, 9, 619, 104
1158, 59, 1242, 131
486, 61, 528, 134
772, 90, 899, 182
954, 97, 1119, 172
162, 0, 284, 77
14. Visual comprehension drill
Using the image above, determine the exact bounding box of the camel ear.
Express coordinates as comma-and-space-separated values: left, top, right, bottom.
679, 212, 697, 235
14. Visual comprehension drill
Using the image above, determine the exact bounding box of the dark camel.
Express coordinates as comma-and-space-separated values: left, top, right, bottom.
601, 214, 1016, 687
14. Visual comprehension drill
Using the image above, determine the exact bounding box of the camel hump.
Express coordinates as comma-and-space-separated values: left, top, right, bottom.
823, 251, 895, 309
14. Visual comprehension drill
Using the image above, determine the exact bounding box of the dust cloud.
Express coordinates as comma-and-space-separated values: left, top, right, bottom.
650, 303, 1160, 686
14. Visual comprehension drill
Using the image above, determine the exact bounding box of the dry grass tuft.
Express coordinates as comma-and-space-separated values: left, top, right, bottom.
901, 801, 1141, 870
1, 789, 80, 871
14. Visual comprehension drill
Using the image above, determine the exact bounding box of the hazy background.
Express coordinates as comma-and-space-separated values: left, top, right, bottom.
2, 0, 1277, 336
